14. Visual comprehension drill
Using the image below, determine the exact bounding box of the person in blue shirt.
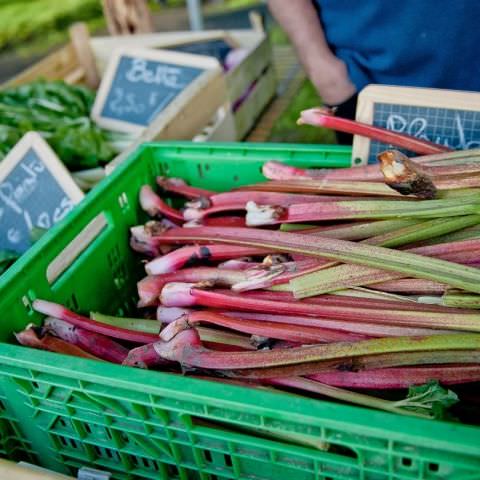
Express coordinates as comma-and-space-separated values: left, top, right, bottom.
267, 0, 480, 143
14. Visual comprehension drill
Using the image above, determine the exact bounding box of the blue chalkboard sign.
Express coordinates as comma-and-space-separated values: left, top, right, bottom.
92, 47, 219, 133
0, 133, 84, 254
352, 85, 480, 165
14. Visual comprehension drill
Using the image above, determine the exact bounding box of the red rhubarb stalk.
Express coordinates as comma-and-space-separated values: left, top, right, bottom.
44, 317, 128, 363
307, 365, 480, 389
162, 310, 366, 344
246, 197, 480, 226
262, 160, 385, 182
156, 176, 213, 199
370, 279, 448, 295
130, 220, 176, 257
233, 289, 469, 314
159, 285, 480, 332
157, 306, 193, 323
198, 216, 247, 227
32, 300, 158, 343
123, 329, 201, 368
223, 311, 450, 337
297, 107, 451, 155
183, 203, 247, 221
218, 258, 261, 270
16, 326, 101, 360
207, 190, 354, 207
145, 244, 269, 275
139, 185, 184, 222
138, 266, 285, 307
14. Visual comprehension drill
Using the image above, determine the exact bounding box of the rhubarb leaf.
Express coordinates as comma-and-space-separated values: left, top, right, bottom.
393, 380, 458, 419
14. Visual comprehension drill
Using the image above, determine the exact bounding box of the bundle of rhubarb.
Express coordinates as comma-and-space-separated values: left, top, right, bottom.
19, 110, 480, 422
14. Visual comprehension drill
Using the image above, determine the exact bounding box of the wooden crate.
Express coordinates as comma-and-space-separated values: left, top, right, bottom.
4, 28, 276, 155
3, 43, 226, 137
87, 29, 276, 140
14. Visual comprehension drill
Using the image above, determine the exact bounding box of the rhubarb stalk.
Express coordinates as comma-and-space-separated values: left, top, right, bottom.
145, 244, 269, 275
378, 150, 437, 199
307, 365, 480, 389
32, 299, 158, 343
158, 227, 480, 295
297, 107, 451, 155
160, 285, 480, 332
246, 197, 480, 226
16, 325, 101, 360
44, 317, 128, 363
290, 238, 480, 298
141, 327, 480, 370
139, 185, 183, 222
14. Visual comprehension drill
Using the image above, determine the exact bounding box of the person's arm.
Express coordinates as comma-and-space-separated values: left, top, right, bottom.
267, 0, 356, 105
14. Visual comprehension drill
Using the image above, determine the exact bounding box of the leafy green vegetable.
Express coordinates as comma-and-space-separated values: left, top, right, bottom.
393, 380, 459, 420
0, 80, 124, 170
0, 250, 19, 275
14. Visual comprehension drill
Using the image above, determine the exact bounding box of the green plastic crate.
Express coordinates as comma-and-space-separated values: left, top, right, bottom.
0, 142, 479, 480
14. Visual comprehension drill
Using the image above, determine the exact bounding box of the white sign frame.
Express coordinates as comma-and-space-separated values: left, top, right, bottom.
0, 132, 84, 203
91, 46, 221, 133
352, 85, 480, 165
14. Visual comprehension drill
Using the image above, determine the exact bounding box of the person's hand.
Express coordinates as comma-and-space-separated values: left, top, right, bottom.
308, 57, 357, 106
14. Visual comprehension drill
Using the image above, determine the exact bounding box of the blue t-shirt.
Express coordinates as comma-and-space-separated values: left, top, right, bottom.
314, 0, 480, 92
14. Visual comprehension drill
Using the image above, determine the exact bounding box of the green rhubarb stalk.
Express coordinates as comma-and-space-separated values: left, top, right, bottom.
442, 292, 480, 309
280, 223, 317, 231
90, 312, 160, 334
333, 287, 417, 303
282, 219, 422, 239
366, 214, 480, 248
196, 327, 255, 350
91, 312, 253, 349
409, 224, 480, 247
271, 378, 457, 419
418, 148, 480, 166
280, 216, 480, 294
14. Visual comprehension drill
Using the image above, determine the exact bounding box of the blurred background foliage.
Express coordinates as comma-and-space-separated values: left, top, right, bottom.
0, 0, 331, 144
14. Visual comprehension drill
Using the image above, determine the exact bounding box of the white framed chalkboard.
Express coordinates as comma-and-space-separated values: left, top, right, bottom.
353, 85, 480, 165
91, 47, 220, 133
0, 132, 84, 254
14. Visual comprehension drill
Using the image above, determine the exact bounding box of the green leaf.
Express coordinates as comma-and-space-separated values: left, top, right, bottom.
0, 80, 126, 171
393, 380, 459, 420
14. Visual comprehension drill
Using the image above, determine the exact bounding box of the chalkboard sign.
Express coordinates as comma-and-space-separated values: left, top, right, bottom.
92, 47, 220, 133
165, 38, 234, 64
352, 85, 480, 165
0, 132, 84, 254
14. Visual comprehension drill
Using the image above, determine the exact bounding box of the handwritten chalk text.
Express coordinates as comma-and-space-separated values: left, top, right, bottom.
386, 113, 480, 150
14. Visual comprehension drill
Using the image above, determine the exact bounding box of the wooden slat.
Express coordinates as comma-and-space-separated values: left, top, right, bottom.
3, 44, 79, 88
247, 45, 305, 142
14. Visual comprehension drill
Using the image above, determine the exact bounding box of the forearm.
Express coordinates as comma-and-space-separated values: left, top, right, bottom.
268, 0, 356, 104
268, 0, 337, 76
